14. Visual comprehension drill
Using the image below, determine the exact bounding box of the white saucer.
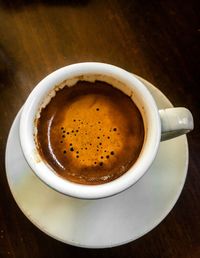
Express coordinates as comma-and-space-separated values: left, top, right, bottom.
5, 77, 188, 248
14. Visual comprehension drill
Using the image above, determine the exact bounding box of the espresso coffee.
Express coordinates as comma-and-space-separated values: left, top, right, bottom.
36, 80, 144, 185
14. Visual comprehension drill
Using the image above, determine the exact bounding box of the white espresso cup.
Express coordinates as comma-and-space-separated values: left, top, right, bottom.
19, 62, 194, 199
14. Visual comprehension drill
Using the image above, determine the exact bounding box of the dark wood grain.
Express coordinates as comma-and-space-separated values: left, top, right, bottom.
0, 0, 199, 257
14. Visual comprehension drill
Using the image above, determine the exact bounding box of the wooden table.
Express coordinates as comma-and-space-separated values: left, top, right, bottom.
0, 0, 199, 257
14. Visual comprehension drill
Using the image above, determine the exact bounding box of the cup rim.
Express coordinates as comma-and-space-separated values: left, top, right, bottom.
19, 62, 161, 199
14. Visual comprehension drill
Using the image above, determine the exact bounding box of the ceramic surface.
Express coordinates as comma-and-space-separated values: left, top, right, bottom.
5, 77, 188, 248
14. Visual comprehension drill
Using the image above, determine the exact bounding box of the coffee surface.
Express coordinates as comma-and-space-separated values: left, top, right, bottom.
36, 81, 144, 185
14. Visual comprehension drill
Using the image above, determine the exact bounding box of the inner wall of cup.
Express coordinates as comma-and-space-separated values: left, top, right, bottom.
35, 74, 134, 117
34, 73, 148, 163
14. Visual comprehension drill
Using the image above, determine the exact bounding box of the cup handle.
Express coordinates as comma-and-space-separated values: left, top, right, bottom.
159, 107, 194, 141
